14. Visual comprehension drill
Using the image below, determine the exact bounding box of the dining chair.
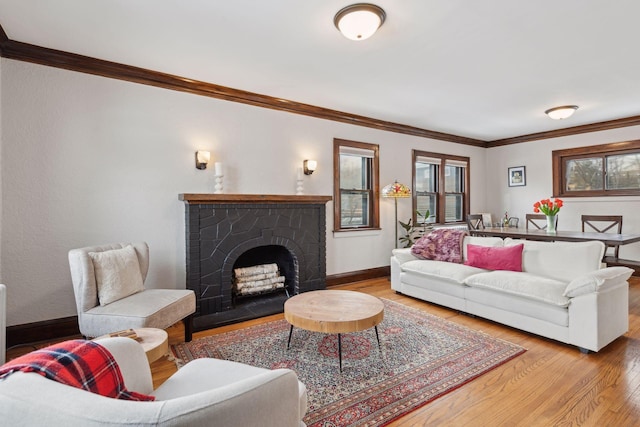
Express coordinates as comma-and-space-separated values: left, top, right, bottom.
526, 214, 557, 230
466, 214, 485, 231
581, 215, 623, 259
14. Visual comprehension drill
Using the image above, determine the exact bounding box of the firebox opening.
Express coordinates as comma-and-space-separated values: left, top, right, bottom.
232, 245, 297, 302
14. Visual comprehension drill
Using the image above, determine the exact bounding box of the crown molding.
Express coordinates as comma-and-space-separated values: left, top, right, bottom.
0, 23, 638, 148
488, 115, 640, 147
0, 33, 485, 147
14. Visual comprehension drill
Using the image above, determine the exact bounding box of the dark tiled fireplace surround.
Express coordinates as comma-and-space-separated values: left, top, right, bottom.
180, 194, 331, 331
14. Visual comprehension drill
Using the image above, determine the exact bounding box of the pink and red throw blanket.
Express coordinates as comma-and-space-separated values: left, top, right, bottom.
411, 228, 468, 263
0, 339, 154, 401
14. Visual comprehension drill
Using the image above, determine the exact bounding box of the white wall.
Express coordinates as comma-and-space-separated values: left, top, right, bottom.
0, 57, 3, 285
0, 59, 488, 326
485, 126, 640, 260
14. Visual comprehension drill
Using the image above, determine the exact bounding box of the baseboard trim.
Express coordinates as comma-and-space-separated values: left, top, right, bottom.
7, 316, 80, 348
6, 267, 391, 347
326, 266, 390, 287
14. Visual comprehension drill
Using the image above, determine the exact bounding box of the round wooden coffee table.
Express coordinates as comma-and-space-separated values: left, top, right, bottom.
284, 290, 384, 371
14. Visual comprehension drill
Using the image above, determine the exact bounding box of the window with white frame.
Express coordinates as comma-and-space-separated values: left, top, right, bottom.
333, 139, 380, 231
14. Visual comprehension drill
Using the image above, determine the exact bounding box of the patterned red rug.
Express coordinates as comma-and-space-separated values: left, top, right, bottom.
172, 299, 525, 426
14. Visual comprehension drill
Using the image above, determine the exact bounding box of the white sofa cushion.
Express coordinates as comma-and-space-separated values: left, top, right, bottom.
462, 236, 504, 261
89, 245, 144, 306
391, 248, 420, 265
504, 238, 604, 282
465, 287, 569, 327
81, 289, 195, 338
402, 259, 489, 284
564, 266, 633, 298
464, 270, 570, 307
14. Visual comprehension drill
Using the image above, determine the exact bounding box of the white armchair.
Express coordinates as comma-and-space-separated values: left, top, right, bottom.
68, 242, 196, 341
0, 337, 308, 426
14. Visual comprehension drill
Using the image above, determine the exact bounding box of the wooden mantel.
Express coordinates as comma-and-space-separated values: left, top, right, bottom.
179, 194, 332, 204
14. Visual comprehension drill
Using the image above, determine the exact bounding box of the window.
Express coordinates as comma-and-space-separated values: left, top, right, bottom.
412, 150, 470, 224
552, 140, 640, 197
333, 139, 380, 231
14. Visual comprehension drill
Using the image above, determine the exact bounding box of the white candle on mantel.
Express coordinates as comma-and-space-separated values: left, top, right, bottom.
215, 162, 223, 176
297, 167, 303, 180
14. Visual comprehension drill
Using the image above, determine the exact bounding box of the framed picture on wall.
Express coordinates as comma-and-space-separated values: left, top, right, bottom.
508, 166, 526, 187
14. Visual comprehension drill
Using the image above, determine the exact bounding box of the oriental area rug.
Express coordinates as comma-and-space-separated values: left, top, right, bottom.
172, 299, 525, 427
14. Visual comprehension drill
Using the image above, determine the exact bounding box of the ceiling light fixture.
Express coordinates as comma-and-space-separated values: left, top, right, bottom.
545, 105, 579, 120
334, 3, 386, 41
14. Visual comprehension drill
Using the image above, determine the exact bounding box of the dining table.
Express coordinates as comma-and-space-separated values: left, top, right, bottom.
469, 226, 640, 247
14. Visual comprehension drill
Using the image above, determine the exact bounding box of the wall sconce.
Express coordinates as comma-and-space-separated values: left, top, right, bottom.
303, 159, 317, 175
195, 151, 210, 170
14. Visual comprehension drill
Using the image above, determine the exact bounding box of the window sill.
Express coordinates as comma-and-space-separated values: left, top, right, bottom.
333, 228, 382, 238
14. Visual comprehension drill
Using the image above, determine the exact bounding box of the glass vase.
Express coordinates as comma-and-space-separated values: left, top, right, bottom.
546, 215, 557, 233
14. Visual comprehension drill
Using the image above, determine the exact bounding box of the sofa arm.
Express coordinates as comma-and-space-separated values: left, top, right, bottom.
153, 358, 306, 427
392, 248, 419, 265
564, 266, 633, 298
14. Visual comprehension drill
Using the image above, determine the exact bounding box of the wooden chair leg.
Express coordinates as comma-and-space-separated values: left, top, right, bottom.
183, 314, 193, 342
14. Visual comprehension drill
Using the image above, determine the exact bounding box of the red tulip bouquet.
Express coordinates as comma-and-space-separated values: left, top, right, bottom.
533, 198, 563, 215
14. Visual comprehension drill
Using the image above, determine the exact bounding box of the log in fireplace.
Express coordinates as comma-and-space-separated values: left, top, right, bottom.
179, 194, 331, 330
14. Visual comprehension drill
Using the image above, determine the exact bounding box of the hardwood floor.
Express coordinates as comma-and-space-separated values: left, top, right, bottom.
8, 277, 640, 426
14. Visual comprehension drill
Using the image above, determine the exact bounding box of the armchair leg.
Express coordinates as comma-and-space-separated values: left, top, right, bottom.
183, 314, 193, 342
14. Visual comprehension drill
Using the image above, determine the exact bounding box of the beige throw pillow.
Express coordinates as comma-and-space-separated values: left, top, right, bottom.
89, 245, 144, 306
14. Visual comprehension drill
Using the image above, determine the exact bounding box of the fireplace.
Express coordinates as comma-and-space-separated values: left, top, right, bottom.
179, 194, 331, 330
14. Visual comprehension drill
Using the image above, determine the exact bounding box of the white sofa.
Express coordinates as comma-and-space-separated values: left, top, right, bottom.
391, 236, 633, 352
0, 337, 308, 426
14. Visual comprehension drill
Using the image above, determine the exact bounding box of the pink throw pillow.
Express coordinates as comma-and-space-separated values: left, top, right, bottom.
464, 243, 524, 272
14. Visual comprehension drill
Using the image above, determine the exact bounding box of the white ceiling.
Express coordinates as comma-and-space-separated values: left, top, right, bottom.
2, 0, 640, 141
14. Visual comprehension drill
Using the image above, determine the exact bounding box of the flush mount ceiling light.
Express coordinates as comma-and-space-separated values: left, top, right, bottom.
334, 3, 386, 41
545, 105, 579, 120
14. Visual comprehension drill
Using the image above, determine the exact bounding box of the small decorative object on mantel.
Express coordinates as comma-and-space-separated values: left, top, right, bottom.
533, 197, 563, 233
214, 162, 223, 194
296, 167, 304, 195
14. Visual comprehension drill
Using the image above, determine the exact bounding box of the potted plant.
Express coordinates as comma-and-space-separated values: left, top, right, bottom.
399, 210, 432, 248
